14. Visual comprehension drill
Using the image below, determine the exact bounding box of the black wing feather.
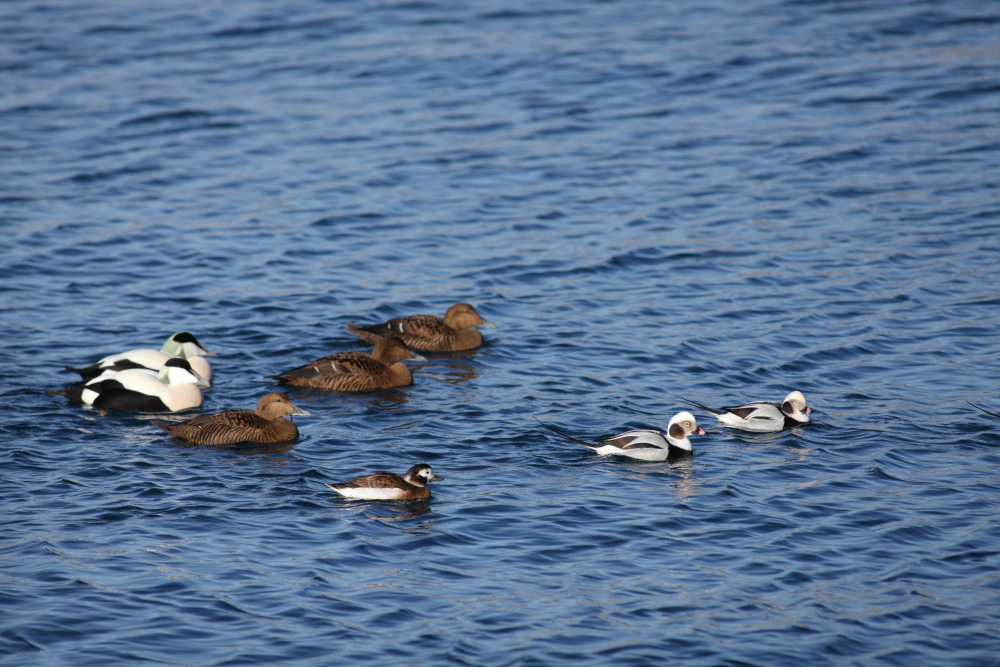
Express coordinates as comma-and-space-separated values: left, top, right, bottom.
533, 417, 598, 448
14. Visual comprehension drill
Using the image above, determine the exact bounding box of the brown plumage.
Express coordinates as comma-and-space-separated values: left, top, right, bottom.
325, 463, 443, 500
346, 302, 494, 352
151, 392, 310, 445
269, 337, 423, 392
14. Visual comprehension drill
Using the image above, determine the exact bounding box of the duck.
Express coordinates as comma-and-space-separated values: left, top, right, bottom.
680, 390, 812, 432
53, 357, 209, 412
345, 302, 494, 352
325, 463, 443, 500
151, 392, 311, 445
65, 332, 217, 384
536, 411, 704, 461
269, 337, 425, 392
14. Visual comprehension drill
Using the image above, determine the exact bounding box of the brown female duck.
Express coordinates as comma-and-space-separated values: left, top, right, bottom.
345, 302, 494, 352
269, 337, 424, 392
151, 392, 310, 445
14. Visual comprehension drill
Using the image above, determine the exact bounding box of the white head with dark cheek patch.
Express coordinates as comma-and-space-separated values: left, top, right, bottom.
666, 411, 703, 452
781, 391, 811, 422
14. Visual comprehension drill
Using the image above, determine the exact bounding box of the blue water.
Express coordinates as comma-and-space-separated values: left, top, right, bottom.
3, 0, 1000, 664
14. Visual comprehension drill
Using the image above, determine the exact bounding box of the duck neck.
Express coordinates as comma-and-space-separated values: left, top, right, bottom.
265, 419, 298, 439
389, 363, 413, 385
454, 327, 483, 348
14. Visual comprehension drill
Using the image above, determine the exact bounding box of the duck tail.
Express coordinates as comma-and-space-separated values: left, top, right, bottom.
968, 401, 1000, 420
533, 417, 599, 450
676, 396, 723, 416
345, 322, 383, 345
48, 383, 84, 403
149, 419, 172, 433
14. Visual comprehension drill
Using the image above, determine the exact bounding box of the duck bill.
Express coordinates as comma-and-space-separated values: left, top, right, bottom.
199, 348, 218, 358
481, 320, 497, 329
696, 427, 705, 435
293, 407, 312, 417
410, 353, 428, 362
431, 474, 444, 481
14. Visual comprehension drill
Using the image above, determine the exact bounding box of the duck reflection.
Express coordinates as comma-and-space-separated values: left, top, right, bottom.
167, 438, 298, 458
413, 353, 481, 386
719, 428, 814, 463
335, 498, 436, 524
612, 457, 705, 503
280, 387, 410, 410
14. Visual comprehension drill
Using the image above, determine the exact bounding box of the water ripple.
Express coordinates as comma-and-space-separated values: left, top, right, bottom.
2, 0, 1000, 664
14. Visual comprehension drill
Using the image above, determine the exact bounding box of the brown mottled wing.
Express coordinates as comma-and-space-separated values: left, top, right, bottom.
727, 407, 757, 419
178, 409, 264, 428
349, 313, 477, 351
359, 314, 445, 338
335, 472, 404, 490
395, 314, 450, 337
277, 351, 381, 379
155, 409, 279, 445
386, 315, 462, 351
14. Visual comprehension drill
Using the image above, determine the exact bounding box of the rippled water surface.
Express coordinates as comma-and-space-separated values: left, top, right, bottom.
3, 0, 1000, 664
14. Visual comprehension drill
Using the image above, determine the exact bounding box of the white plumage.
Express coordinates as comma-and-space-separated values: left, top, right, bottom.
80, 357, 209, 413
66, 332, 216, 384
537, 411, 704, 461
681, 390, 811, 432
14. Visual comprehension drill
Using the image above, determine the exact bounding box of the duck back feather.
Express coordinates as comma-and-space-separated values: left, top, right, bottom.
270, 338, 420, 392
152, 392, 309, 445
345, 303, 492, 352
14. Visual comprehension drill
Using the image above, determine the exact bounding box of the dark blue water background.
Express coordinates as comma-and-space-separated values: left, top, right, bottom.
2, 0, 1000, 664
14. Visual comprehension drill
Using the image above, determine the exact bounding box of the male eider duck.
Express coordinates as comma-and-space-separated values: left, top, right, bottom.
537, 411, 704, 461
55, 357, 209, 413
346, 302, 494, 352
65, 332, 217, 384
680, 390, 812, 432
151, 392, 311, 445
325, 463, 443, 500
269, 337, 425, 392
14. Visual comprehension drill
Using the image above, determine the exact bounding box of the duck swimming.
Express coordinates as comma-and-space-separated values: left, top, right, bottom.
54, 357, 209, 413
346, 302, 494, 352
65, 332, 216, 384
325, 463, 443, 500
537, 411, 704, 461
269, 337, 425, 392
680, 390, 812, 432
151, 392, 311, 445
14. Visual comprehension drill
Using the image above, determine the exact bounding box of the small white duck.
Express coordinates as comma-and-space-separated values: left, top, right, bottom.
681, 390, 812, 432
325, 464, 443, 500
536, 411, 704, 461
